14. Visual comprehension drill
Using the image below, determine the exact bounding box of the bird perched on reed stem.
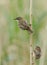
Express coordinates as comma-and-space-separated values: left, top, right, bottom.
14, 17, 33, 33
34, 46, 41, 59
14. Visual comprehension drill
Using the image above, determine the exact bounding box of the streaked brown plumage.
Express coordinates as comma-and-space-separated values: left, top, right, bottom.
14, 17, 33, 33
34, 46, 41, 59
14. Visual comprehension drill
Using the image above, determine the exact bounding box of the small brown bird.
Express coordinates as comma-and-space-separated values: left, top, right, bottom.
34, 46, 41, 59
14, 17, 33, 33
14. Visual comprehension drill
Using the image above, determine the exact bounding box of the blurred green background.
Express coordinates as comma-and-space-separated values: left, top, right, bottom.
32, 0, 47, 65
0, 0, 30, 65
0, 0, 47, 65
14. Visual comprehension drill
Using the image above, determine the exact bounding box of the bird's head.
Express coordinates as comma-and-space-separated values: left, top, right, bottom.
14, 17, 23, 21
35, 46, 41, 52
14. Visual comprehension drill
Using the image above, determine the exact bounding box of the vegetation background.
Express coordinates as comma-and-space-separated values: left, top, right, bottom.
0, 0, 47, 65
32, 0, 47, 65
0, 0, 30, 65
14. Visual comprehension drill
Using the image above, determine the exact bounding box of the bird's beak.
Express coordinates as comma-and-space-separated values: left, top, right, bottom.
15, 17, 19, 20
13, 18, 16, 20
13, 18, 17, 20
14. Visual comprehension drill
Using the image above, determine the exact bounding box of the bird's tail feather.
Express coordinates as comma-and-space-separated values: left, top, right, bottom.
28, 28, 33, 33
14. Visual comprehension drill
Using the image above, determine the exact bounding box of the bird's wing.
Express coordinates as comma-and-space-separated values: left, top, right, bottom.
19, 25, 26, 30
22, 20, 29, 27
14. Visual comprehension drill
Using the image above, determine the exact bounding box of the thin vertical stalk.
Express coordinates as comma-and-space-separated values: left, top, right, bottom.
30, 0, 33, 65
